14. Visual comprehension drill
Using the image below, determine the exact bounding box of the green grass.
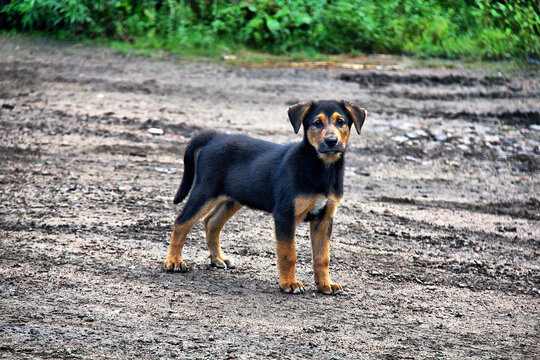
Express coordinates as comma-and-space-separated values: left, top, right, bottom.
108, 36, 340, 64
99, 31, 537, 74
4, 30, 537, 76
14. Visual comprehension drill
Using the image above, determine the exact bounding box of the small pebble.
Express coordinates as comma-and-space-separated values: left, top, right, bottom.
148, 127, 164, 135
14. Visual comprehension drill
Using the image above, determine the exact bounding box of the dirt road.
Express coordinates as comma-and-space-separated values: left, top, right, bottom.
1, 35, 539, 359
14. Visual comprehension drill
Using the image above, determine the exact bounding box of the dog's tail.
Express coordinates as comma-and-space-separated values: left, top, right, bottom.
173, 130, 218, 204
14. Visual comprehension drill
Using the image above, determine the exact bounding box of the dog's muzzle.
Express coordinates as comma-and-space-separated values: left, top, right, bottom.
318, 137, 344, 154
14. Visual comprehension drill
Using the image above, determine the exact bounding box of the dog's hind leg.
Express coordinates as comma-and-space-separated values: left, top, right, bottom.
165, 190, 225, 272
203, 199, 242, 269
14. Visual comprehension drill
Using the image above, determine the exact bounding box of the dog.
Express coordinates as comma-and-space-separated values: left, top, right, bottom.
165, 100, 366, 295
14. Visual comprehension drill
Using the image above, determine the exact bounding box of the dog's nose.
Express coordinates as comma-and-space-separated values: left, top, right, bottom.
324, 137, 338, 147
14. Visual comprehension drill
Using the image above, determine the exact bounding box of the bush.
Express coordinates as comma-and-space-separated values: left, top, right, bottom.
3, 0, 92, 32
2, 0, 539, 59
476, 0, 540, 57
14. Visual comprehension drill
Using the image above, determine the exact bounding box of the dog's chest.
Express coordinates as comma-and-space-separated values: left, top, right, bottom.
309, 198, 328, 216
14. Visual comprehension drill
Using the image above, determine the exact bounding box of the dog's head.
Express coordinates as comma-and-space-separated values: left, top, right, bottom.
287, 100, 366, 164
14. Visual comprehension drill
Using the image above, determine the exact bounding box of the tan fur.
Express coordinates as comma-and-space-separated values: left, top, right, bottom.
307, 112, 351, 165
299, 104, 312, 125
306, 113, 327, 149
331, 112, 350, 146
203, 199, 242, 267
292, 194, 343, 293
287, 101, 313, 133
276, 240, 303, 293
319, 153, 342, 164
309, 195, 342, 294
343, 103, 367, 134
275, 193, 336, 293
164, 196, 227, 271
294, 194, 326, 224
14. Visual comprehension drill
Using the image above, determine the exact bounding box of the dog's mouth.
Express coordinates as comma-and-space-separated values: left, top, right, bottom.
317, 144, 345, 155
319, 149, 343, 154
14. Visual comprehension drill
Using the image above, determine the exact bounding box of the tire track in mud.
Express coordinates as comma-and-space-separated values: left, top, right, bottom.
351, 143, 538, 173
336, 211, 539, 297
0, 58, 276, 102
47, 75, 208, 97
341, 71, 540, 127
0, 59, 126, 81
0, 107, 202, 144
340, 72, 510, 87
381, 108, 540, 127
376, 195, 540, 220
374, 89, 537, 101
3, 207, 537, 298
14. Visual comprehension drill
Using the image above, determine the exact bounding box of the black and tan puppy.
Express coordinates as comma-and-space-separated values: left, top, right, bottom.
165, 100, 366, 295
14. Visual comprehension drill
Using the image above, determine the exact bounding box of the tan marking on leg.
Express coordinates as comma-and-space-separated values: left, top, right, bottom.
294, 195, 325, 224
276, 239, 304, 294
203, 199, 242, 268
327, 194, 342, 217
310, 219, 331, 288
277, 194, 342, 293
310, 195, 343, 294
165, 196, 227, 271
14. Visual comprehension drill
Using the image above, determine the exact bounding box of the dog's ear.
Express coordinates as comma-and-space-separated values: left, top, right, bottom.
342, 100, 367, 134
287, 101, 313, 134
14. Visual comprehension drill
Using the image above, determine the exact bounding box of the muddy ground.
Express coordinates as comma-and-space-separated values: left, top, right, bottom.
0, 34, 539, 359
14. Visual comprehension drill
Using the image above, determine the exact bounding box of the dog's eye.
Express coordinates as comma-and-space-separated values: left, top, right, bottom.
312, 120, 323, 127
336, 118, 345, 126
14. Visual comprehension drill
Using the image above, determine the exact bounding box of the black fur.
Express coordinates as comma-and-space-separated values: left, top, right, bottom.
173, 100, 365, 240
173, 130, 218, 204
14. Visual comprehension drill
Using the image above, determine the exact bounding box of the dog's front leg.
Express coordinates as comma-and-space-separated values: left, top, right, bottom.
310, 197, 343, 295
274, 212, 304, 294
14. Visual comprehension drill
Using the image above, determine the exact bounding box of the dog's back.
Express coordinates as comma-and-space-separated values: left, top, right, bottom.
176, 132, 292, 212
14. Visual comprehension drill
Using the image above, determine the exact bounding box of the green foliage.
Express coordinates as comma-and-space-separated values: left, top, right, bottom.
2, 0, 539, 59
476, 0, 540, 57
3, 0, 92, 32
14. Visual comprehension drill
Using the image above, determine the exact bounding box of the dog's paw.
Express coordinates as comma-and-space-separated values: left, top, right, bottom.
165, 256, 189, 272
210, 256, 236, 269
279, 280, 305, 294
317, 281, 343, 295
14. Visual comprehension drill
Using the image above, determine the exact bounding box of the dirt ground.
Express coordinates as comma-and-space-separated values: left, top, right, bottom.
1, 34, 539, 359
